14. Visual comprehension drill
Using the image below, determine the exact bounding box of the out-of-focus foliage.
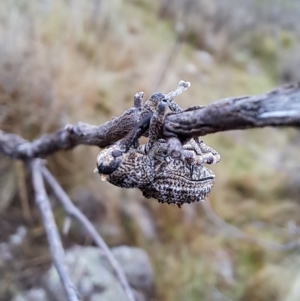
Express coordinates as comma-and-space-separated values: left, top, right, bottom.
159, 0, 300, 81
1, 1, 300, 301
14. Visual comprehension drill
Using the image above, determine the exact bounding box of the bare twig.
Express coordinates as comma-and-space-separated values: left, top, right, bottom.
153, 24, 184, 90
153, 1, 193, 90
0, 82, 300, 160
30, 159, 81, 301
165, 80, 191, 101
164, 82, 300, 139
202, 201, 300, 252
0, 106, 142, 159
41, 166, 136, 301
0, 90, 145, 159
15, 161, 33, 225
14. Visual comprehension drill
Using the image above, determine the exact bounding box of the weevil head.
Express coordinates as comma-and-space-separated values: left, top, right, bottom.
145, 92, 166, 112
95, 143, 126, 179
95, 142, 152, 189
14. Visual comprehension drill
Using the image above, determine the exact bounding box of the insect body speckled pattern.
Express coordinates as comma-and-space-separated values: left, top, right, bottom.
95, 83, 220, 207
96, 137, 219, 206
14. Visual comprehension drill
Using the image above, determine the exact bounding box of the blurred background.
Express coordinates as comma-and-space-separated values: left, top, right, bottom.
1, 0, 300, 300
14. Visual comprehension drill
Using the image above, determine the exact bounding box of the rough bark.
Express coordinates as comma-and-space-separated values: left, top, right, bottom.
0, 82, 300, 160
164, 82, 300, 139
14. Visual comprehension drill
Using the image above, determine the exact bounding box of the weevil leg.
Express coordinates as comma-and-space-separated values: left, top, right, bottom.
196, 137, 220, 164
119, 112, 152, 152
145, 96, 168, 153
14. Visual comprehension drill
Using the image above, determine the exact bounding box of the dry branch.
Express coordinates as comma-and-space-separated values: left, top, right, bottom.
30, 159, 81, 301
164, 82, 300, 139
0, 105, 142, 159
1, 82, 300, 160
0, 91, 145, 159
42, 166, 136, 301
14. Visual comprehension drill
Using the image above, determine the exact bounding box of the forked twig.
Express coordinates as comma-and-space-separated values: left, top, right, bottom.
41, 166, 136, 301
30, 159, 81, 301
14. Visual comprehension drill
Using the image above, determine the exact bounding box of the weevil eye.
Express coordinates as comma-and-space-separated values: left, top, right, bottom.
112, 150, 123, 158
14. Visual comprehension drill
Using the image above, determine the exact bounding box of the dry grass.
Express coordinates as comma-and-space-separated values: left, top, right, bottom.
1, 1, 300, 301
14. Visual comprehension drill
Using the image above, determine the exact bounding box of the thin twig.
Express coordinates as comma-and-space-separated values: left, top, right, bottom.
165, 80, 191, 102
202, 201, 300, 252
153, 27, 184, 90
15, 161, 33, 225
30, 159, 81, 301
153, 0, 193, 90
41, 165, 136, 301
